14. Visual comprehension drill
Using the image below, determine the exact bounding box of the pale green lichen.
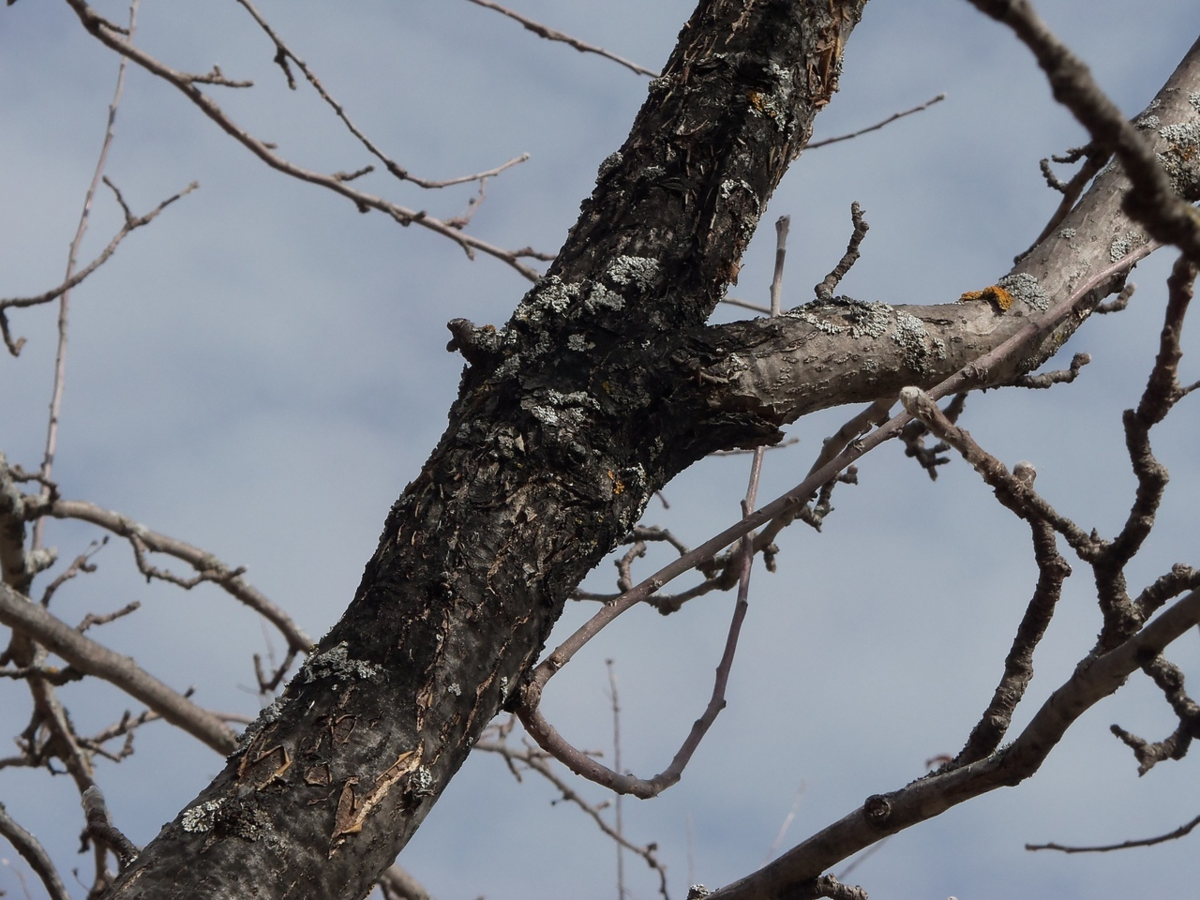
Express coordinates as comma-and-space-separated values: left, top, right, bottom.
1136, 114, 1161, 130
1108, 230, 1150, 263
524, 390, 597, 429
998, 273, 1050, 311
1190, 92, 1200, 115
1157, 122, 1200, 198
303, 642, 383, 684
608, 256, 661, 290
584, 282, 625, 313
845, 300, 891, 339
782, 306, 846, 335
1058, 227, 1077, 239
891, 312, 944, 368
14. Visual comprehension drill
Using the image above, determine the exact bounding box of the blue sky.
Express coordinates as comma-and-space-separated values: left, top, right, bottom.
2, 1, 1199, 898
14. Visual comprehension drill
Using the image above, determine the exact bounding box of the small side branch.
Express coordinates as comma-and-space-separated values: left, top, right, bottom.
0, 582, 239, 754
808, 93, 945, 149
1027, 814, 1200, 853
0, 801, 71, 900
465, 0, 660, 77
62, 0, 547, 280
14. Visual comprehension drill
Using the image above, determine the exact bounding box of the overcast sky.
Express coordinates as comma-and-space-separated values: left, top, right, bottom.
2, 1, 1199, 898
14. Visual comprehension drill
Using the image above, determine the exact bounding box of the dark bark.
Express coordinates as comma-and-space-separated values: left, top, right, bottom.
105, 3, 868, 898
97, 3, 1200, 899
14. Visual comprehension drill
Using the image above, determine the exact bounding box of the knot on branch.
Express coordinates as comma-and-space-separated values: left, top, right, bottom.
446, 318, 502, 368
862, 793, 892, 826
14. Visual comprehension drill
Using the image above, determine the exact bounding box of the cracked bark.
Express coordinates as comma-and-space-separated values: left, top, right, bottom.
97, 5, 1200, 900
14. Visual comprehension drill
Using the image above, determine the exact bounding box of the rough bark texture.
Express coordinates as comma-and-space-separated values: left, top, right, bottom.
106, 3, 867, 898
97, 4, 1200, 899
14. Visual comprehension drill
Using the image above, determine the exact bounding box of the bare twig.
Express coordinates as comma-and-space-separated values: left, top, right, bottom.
0, 181, 196, 353
234, 0, 531, 190
0, 802, 71, 900
465, 0, 659, 77
82, 784, 139, 871
606, 659, 625, 900
0, 582, 239, 754
1027, 814, 1200, 853
1011, 351, 1091, 388
31, 0, 138, 555
807, 93, 945, 149
63, 0, 549, 280
475, 729, 670, 898
29, 495, 313, 655
813, 203, 868, 302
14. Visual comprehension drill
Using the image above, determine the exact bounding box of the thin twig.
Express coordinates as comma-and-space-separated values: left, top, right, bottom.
807, 93, 945, 149
465, 0, 659, 77
0, 803, 71, 900
1027, 814, 1200, 853
63, 0, 549, 280
31, 0, 137, 550
234, 0, 531, 190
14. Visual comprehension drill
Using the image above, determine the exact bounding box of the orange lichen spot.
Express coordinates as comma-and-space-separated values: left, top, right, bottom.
607, 470, 625, 495
747, 90, 766, 112
959, 284, 1014, 311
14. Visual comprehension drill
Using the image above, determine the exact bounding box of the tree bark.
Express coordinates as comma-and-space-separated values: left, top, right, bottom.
99, 4, 1200, 899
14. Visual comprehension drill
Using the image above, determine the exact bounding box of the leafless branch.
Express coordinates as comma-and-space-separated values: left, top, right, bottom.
1011, 351, 1091, 388
63, 0, 547, 280
465, 0, 659, 78
1027, 814, 1200, 853
0, 801, 71, 900
0, 182, 196, 354
234, 0, 531, 191
967, 0, 1200, 262
813, 202, 869, 302
0, 582, 239, 754
474, 727, 669, 898
807, 93, 946, 149
28, 495, 313, 655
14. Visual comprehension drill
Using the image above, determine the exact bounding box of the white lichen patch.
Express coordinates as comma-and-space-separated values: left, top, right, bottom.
597, 151, 623, 180
1190, 92, 1200, 115
181, 799, 226, 833
845, 300, 892, 339
891, 312, 945, 366
1108, 230, 1149, 263
410, 766, 435, 797
303, 642, 383, 684
998, 273, 1050, 311
523, 390, 597, 429
584, 282, 625, 313
1135, 114, 1161, 130
608, 256, 661, 290
235, 697, 287, 753
781, 305, 845, 335
1157, 122, 1200, 196
1161, 122, 1200, 144
567, 334, 593, 352
1058, 227, 1077, 239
